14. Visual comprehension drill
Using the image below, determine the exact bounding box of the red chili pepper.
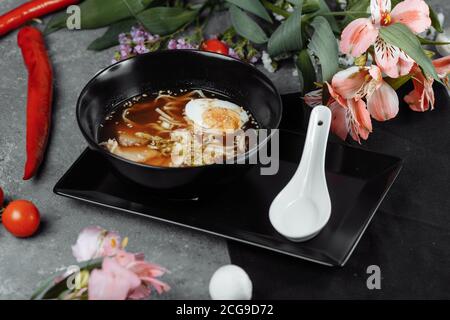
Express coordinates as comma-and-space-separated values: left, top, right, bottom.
0, 0, 79, 36
18, 26, 53, 180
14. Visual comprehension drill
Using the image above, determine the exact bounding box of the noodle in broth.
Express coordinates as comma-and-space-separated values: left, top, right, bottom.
99, 90, 259, 167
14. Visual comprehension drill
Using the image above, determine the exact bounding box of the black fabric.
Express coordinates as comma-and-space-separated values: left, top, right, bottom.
228, 84, 450, 299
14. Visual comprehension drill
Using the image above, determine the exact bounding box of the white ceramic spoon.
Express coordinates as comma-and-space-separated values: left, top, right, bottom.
269, 105, 332, 242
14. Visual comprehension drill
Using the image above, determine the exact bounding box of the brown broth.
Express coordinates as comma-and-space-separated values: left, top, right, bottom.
98, 89, 259, 167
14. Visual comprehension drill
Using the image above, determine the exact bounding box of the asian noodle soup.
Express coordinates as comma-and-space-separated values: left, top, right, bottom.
98, 90, 259, 167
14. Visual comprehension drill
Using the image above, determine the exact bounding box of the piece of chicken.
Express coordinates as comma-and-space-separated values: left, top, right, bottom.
102, 139, 159, 163
117, 131, 151, 147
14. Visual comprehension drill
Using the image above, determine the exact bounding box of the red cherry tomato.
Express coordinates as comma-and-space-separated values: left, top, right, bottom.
201, 39, 229, 55
0, 187, 4, 207
2, 200, 40, 238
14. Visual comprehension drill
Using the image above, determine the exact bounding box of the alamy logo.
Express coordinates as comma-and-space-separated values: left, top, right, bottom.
366, 265, 381, 290
66, 5, 81, 30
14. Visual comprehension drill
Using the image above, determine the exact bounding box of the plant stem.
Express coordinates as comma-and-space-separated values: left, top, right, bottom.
261, 0, 290, 18
319, 11, 369, 16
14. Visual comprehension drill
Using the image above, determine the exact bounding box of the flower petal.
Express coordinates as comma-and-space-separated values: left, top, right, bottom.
391, 0, 431, 34
331, 66, 368, 99
433, 55, 450, 78
326, 82, 348, 108
367, 82, 399, 121
398, 51, 415, 76
329, 101, 349, 140
88, 269, 129, 300
303, 89, 323, 108
349, 98, 373, 133
340, 18, 378, 57
88, 258, 141, 301
140, 276, 171, 295
371, 0, 392, 26
368, 65, 383, 82
404, 87, 424, 112
404, 65, 435, 111
404, 79, 434, 112
128, 284, 152, 300
374, 37, 400, 78
71, 227, 104, 263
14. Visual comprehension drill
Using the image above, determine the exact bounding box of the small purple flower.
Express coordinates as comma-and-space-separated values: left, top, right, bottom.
118, 33, 130, 45
228, 48, 240, 60
130, 26, 157, 44
167, 38, 198, 50
119, 43, 132, 59
112, 25, 161, 63
167, 39, 178, 50
134, 43, 150, 54
130, 26, 141, 39
249, 54, 260, 64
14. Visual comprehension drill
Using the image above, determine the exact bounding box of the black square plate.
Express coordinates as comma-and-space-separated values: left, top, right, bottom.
54, 93, 403, 266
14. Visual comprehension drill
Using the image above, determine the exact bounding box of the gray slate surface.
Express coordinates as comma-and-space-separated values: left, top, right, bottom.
0, 0, 448, 299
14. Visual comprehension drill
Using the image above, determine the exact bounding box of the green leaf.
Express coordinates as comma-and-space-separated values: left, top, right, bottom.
226, 0, 272, 23
307, 16, 339, 83
341, 0, 369, 27
137, 7, 199, 35
267, 2, 303, 57
379, 23, 439, 81
385, 75, 412, 90
417, 36, 450, 46
31, 259, 102, 300
44, 12, 66, 34
45, 0, 149, 33
315, 0, 340, 33
141, 0, 155, 5
230, 5, 268, 44
301, 0, 320, 14
88, 19, 137, 51
429, 5, 443, 33
296, 49, 316, 93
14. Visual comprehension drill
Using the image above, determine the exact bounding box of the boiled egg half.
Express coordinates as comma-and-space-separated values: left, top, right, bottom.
185, 98, 249, 132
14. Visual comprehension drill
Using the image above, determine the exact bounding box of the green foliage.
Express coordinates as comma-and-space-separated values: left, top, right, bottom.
88, 19, 137, 51
45, 0, 151, 33
225, 0, 272, 22
137, 7, 199, 35
307, 16, 339, 83
268, 1, 303, 57
229, 5, 268, 44
296, 49, 316, 92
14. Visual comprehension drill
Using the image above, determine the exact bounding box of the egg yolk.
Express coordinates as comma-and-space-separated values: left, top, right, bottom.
202, 107, 241, 131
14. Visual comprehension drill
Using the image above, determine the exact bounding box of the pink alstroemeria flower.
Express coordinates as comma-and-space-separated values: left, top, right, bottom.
329, 66, 399, 121
304, 88, 371, 142
305, 65, 399, 142
114, 250, 170, 300
88, 257, 141, 300
87, 250, 169, 300
340, 0, 431, 78
71, 226, 123, 262
404, 56, 450, 112
330, 65, 398, 140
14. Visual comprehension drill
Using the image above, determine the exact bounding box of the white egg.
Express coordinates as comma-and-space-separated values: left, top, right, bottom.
185, 98, 249, 131
209, 265, 253, 300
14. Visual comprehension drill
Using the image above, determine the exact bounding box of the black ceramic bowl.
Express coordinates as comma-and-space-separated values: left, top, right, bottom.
77, 50, 282, 197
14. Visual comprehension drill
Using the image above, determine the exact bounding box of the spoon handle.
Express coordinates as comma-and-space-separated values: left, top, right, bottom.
294, 106, 331, 192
